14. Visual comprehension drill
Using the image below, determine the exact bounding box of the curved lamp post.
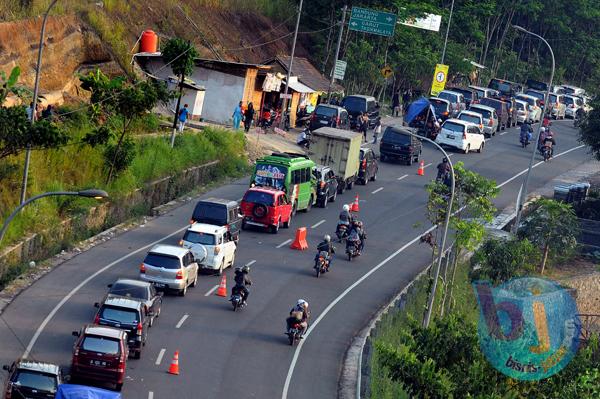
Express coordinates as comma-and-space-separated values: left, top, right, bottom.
0, 189, 108, 246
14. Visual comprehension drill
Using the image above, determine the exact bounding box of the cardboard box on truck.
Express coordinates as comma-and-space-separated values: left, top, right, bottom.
309, 127, 362, 190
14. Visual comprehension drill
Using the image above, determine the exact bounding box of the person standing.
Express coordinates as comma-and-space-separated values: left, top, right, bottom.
392, 90, 400, 117
244, 102, 255, 133
178, 104, 189, 133
25, 102, 34, 121
373, 119, 381, 144
360, 113, 369, 141
402, 90, 411, 115
232, 101, 243, 130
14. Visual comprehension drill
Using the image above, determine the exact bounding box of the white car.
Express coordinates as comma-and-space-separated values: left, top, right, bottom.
436, 119, 485, 154
514, 99, 529, 124
468, 85, 498, 99
140, 245, 199, 296
548, 93, 566, 119
468, 104, 499, 136
438, 90, 466, 117
180, 223, 236, 275
516, 94, 542, 122
564, 95, 584, 118
457, 111, 484, 132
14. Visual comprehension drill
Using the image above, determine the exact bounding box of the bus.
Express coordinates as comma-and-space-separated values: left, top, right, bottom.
251, 152, 317, 212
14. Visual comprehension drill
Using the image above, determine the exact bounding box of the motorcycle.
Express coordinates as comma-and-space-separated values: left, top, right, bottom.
336, 223, 349, 242
520, 134, 531, 148
286, 320, 303, 346
229, 289, 246, 312
346, 239, 361, 261
314, 251, 330, 278
541, 144, 553, 162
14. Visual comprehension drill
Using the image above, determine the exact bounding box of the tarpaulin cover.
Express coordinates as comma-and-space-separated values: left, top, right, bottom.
56, 384, 121, 399
405, 97, 436, 124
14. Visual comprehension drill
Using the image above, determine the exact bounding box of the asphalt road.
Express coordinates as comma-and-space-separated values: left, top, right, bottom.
0, 118, 590, 399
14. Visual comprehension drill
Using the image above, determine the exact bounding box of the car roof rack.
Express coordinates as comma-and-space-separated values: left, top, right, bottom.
270, 152, 309, 160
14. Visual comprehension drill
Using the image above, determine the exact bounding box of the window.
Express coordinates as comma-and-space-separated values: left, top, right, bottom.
315, 106, 337, 117
185, 253, 195, 265
341, 97, 366, 112
292, 169, 301, 184
12, 371, 57, 393
442, 121, 465, 133
82, 336, 120, 355
341, 111, 348, 124
192, 203, 227, 225
183, 230, 216, 245
367, 100, 376, 112
144, 253, 181, 269
328, 170, 335, 179
459, 114, 480, 125
100, 306, 139, 324
109, 283, 148, 299
244, 191, 275, 206
300, 168, 309, 183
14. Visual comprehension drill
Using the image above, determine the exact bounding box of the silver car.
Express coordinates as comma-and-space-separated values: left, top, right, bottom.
548, 93, 566, 119
564, 95, 584, 118
515, 100, 529, 124
140, 245, 199, 296
468, 104, 499, 136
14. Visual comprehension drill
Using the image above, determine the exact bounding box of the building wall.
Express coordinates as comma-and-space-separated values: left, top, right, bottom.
192, 68, 245, 124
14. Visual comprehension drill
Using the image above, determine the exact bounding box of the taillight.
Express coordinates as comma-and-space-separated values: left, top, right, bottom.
442, 111, 449, 116
176, 270, 184, 279
94, 314, 100, 324
140, 263, 146, 274
178, 240, 183, 246
225, 224, 230, 231
137, 322, 143, 335
362, 159, 366, 168
488, 119, 493, 126
462, 131, 467, 139
480, 124, 483, 130
189, 219, 194, 224
336, 116, 341, 126
214, 246, 221, 255
118, 356, 125, 373
319, 181, 325, 188
73, 348, 79, 358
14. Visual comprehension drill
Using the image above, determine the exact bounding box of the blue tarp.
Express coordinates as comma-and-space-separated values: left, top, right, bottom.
405, 97, 436, 124
56, 384, 121, 399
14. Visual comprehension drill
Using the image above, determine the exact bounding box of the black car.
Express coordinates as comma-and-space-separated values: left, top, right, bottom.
105, 279, 162, 327
190, 198, 241, 242
3, 360, 62, 399
94, 295, 151, 359
358, 147, 378, 184
447, 87, 480, 107
340, 95, 380, 129
309, 104, 349, 131
380, 126, 422, 165
313, 165, 338, 208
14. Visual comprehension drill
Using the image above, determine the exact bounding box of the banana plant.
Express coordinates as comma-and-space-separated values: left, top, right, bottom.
0, 67, 28, 104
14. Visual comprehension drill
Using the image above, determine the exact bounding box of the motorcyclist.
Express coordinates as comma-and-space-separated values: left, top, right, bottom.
287, 299, 310, 336
315, 235, 335, 271
296, 129, 309, 148
537, 127, 547, 150
520, 120, 533, 146
348, 220, 366, 253
436, 157, 451, 181
232, 265, 252, 305
541, 131, 556, 158
339, 204, 353, 225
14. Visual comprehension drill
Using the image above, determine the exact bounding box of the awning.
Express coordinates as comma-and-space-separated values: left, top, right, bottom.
405, 97, 436, 124
283, 79, 315, 94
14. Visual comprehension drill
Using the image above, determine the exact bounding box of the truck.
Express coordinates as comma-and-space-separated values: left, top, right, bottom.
308, 127, 362, 193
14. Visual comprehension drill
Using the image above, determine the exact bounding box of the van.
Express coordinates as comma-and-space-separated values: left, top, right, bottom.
190, 198, 241, 242
340, 95, 380, 129
488, 78, 522, 100
479, 98, 509, 130
309, 104, 349, 131
380, 126, 422, 165
251, 152, 317, 212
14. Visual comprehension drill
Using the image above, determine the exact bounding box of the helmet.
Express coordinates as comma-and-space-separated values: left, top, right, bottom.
540, 127, 546, 133
442, 157, 448, 163
235, 266, 242, 272
343, 204, 350, 212
297, 299, 307, 307
242, 265, 250, 273
324, 234, 331, 242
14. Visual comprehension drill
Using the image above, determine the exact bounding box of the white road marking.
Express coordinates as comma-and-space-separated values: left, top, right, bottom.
175, 314, 189, 329
500, 131, 509, 136
371, 187, 384, 194
155, 349, 166, 366
397, 174, 408, 181
311, 220, 326, 229
277, 239, 292, 248
281, 143, 587, 399
204, 285, 219, 297
245, 260, 256, 267
148, 392, 154, 399
424, 163, 433, 168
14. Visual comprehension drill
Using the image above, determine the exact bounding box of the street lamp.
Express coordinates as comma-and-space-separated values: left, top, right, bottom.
0, 189, 108, 246
511, 25, 555, 233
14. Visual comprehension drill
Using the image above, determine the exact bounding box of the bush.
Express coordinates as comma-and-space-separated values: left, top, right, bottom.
470, 238, 538, 284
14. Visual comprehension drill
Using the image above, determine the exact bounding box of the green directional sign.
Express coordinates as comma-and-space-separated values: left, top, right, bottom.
348, 7, 397, 37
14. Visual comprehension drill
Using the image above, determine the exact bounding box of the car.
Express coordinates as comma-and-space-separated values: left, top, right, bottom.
93, 295, 150, 359
309, 104, 349, 131
564, 94, 584, 118
515, 94, 542, 122
429, 97, 451, 121
561, 85, 585, 97
240, 187, 293, 233
3, 359, 62, 399
468, 104, 499, 136
468, 85, 498, 100
437, 90, 466, 117
502, 97, 519, 128
436, 119, 485, 154
526, 78, 549, 92
514, 99, 529, 124
379, 126, 422, 165
488, 78, 522, 100
457, 111, 484, 133
479, 98, 509, 130
548, 93, 566, 119
105, 279, 162, 327
71, 325, 129, 391
181, 223, 236, 275
447, 87, 480, 107
525, 89, 545, 104
140, 245, 199, 296
340, 95, 380, 129
190, 198, 241, 243
313, 165, 338, 208
358, 147, 378, 185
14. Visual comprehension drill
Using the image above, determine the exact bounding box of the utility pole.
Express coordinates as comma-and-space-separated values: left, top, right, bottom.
280, 0, 304, 129
327, 4, 347, 104
440, 0, 455, 65
170, 72, 185, 148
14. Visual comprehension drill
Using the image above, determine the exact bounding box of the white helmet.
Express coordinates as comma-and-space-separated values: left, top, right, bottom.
297, 299, 307, 307
540, 127, 546, 133
343, 204, 350, 212
324, 234, 331, 242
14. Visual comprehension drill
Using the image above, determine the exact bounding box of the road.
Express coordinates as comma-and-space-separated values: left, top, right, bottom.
0, 118, 590, 399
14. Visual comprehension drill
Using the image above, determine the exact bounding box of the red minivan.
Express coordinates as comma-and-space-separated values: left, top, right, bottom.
240, 187, 293, 233
71, 325, 129, 391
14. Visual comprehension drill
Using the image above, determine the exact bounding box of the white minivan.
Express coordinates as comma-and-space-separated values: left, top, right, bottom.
180, 223, 236, 275
436, 119, 485, 154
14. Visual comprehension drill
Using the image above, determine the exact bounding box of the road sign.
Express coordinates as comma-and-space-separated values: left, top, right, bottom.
430, 64, 449, 96
381, 65, 393, 79
348, 7, 397, 37
333, 60, 347, 80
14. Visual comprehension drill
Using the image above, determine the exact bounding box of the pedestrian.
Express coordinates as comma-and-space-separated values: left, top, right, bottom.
244, 102, 255, 133
360, 113, 369, 141
402, 89, 411, 115
232, 101, 243, 130
178, 104, 189, 133
373, 119, 381, 144
41, 104, 53, 120
25, 101, 34, 121
392, 90, 400, 117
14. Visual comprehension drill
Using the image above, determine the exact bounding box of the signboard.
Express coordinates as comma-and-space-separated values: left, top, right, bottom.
430, 64, 449, 96
349, 7, 397, 37
400, 13, 442, 32
262, 73, 282, 92
381, 65, 393, 79
280, 93, 292, 99
333, 60, 347, 80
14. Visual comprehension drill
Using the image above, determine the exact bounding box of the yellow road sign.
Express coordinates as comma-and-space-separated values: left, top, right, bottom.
381, 65, 393, 79
430, 64, 449, 96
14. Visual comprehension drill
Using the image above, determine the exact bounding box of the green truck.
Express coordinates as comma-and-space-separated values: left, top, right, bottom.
308, 127, 362, 192
250, 152, 317, 212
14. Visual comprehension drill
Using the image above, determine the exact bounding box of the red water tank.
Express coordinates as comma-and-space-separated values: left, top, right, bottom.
139, 30, 158, 53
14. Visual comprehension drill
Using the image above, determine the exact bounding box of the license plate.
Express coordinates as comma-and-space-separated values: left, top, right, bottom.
154, 283, 165, 288
319, 120, 328, 124
446, 134, 455, 139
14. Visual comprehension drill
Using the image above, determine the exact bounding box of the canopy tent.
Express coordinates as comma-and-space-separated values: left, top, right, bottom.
405, 97, 437, 125
56, 384, 121, 399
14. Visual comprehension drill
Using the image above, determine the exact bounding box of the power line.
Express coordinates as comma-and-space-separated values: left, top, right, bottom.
222, 24, 338, 52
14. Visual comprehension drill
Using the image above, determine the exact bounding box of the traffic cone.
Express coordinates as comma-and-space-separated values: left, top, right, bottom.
216, 274, 227, 297
290, 227, 309, 250
167, 351, 180, 375
417, 160, 425, 176
350, 194, 360, 212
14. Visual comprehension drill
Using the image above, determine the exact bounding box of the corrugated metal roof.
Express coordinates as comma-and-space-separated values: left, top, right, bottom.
266, 57, 344, 93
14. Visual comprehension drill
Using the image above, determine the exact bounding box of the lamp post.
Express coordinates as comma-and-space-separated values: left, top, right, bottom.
279, 0, 304, 129
440, 0, 455, 64
0, 189, 108, 246
511, 25, 555, 234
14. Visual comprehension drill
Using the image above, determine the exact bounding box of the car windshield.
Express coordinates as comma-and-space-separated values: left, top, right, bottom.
518, 96, 535, 106
82, 336, 120, 355
489, 79, 513, 95
109, 283, 148, 299
143, 253, 181, 269
563, 87, 576, 95
192, 203, 227, 225
382, 128, 411, 145
183, 230, 216, 245
254, 164, 287, 190
244, 191, 275, 206
480, 99, 502, 112
100, 306, 138, 324
516, 102, 526, 111
438, 92, 457, 102
469, 107, 492, 119
526, 91, 544, 101
548, 94, 558, 104
12, 370, 57, 392
315, 106, 337, 117
341, 97, 366, 112
474, 89, 485, 98
442, 121, 465, 133
564, 96, 575, 105
430, 100, 448, 115
314, 169, 323, 180
459, 114, 480, 125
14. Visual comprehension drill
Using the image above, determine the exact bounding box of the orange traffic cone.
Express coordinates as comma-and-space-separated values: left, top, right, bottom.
216, 274, 227, 297
290, 227, 309, 250
350, 194, 360, 212
417, 160, 425, 176
167, 351, 180, 375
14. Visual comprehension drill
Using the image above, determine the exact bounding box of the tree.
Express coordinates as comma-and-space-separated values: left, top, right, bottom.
518, 198, 580, 274
579, 96, 600, 160
470, 237, 538, 284
0, 67, 22, 104
162, 38, 198, 147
